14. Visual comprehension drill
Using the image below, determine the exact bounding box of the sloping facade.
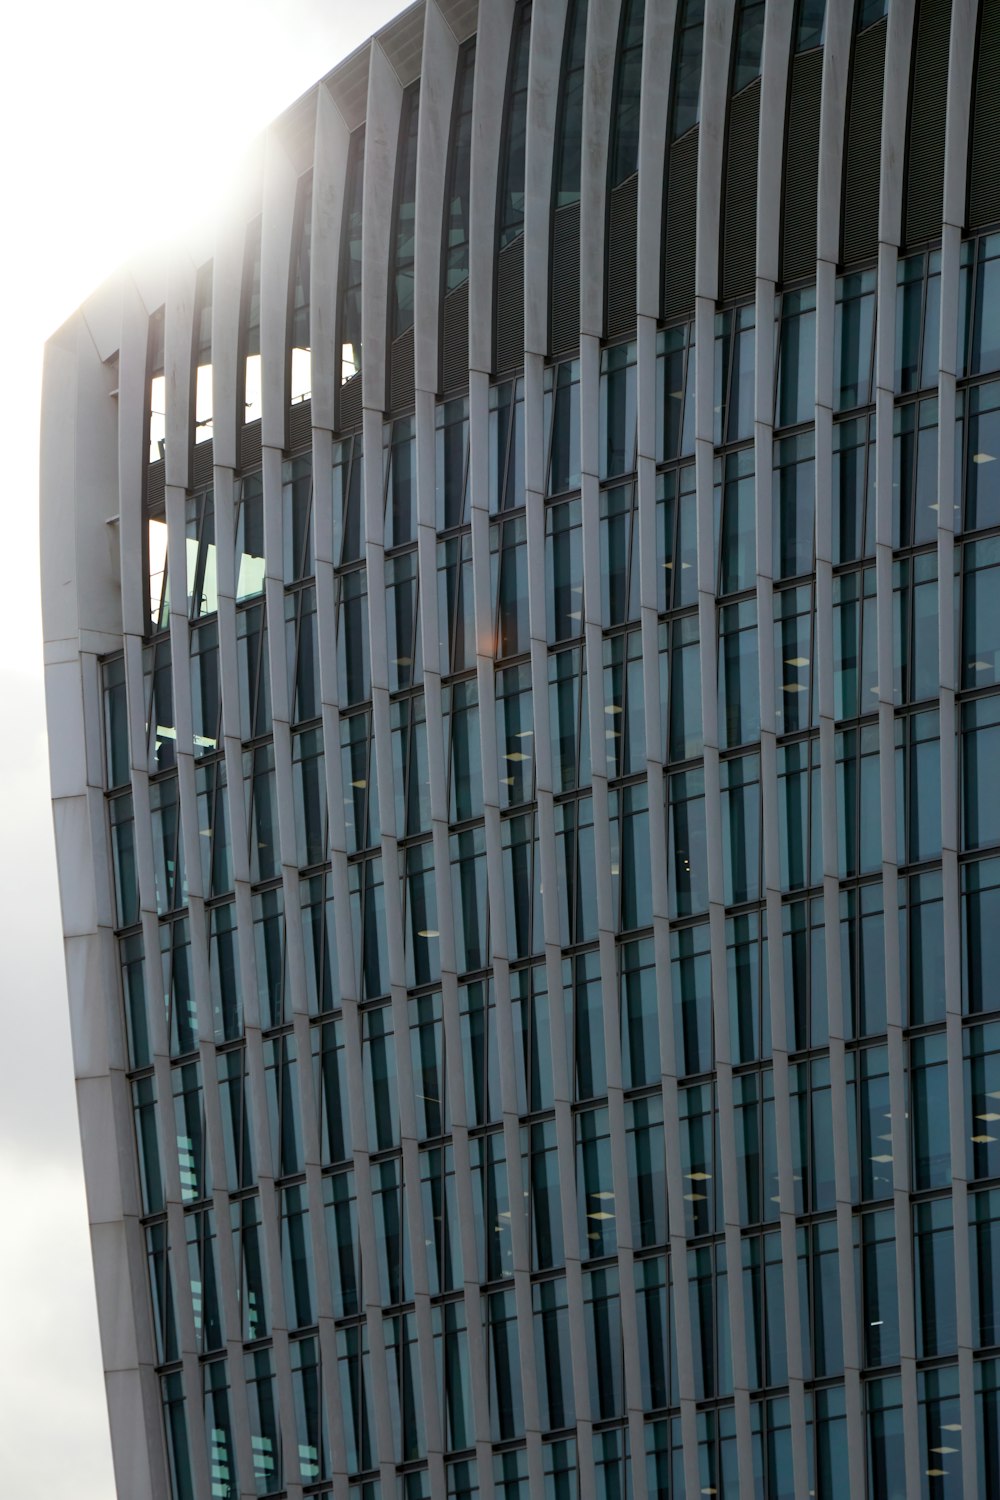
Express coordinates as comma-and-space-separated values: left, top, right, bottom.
40, 2, 1000, 1497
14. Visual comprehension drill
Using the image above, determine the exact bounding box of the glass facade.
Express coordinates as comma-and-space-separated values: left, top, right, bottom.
42, 5, 1000, 1500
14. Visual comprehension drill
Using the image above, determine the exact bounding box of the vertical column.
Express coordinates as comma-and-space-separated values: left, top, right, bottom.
940, 6, 979, 1494
876, 5, 921, 1492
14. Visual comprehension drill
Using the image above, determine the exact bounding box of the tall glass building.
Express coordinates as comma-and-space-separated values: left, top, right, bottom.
40, 1, 1000, 1496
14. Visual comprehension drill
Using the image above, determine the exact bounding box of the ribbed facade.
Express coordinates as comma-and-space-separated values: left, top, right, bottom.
38, 3, 1000, 1499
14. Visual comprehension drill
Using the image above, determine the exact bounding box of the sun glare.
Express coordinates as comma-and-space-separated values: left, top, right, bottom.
0, 5, 406, 1496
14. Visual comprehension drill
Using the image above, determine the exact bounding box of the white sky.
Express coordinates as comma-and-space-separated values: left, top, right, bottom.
0, 3, 406, 1493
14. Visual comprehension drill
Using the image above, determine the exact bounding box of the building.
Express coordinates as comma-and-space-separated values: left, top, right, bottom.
39, 0, 1000, 1496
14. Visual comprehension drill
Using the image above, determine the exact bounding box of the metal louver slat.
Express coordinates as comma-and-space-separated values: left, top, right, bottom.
288, 398, 312, 453
441, 281, 469, 394
495, 235, 524, 374
904, 0, 952, 246
145, 459, 165, 511
970, 0, 1000, 228
240, 420, 262, 471
842, 19, 887, 266
550, 200, 581, 355
663, 128, 698, 321
191, 441, 214, 489
606, 173, 638, 336
781, 49, 823, 283
338, 371, 362, 432
722, 81, 760, 303
390, 326, 415, 413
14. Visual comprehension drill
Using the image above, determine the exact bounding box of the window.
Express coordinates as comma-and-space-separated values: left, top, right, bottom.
443, 43, 475, 294
289, 173, 312, 402
958, 378, 1000, 532
185, 488, 217, 618
895, 710, 941, 866
900, 870, 945, 1026
773, 431, 815, 579
314, 1020, 352, 1166
833, 566, 877, 720
147, 512, 170, 632
714, 306, 755, 447
240, 218, 262, 424
718, 600, 760, 748
960, 231, 1000, 377
489, 377, 525, 512
533, 1277, 574, 1427
732, 0, 765, 91
670, 0, 704, 140
657, 465, 697, 612
621, 938, 659, 1088
496, 662, 534, 807
192, 262, 213, 444
436, 397, 469, 530
774, 584, 816, 732
608, 0, 644, 185
190, 621, 222, 757
545, 358, 581, 494
962, 537, 1000, 688
963, 857, 1000, 1015
339, 129, 365, 385
390, 86, 420, 339
600, 342, 637, 478
775, 287, 816, 428
546, 497, 584, 643
893, 552, 938, 703
603, 629, 644, 777
863, 1218, 899, 1374
795, 0, 826, 51
836, 724, 881, 878
892, 398, 938, 548
498, 4, 532, 249
147, 306, 165, 465
782, 897, 827, 1051
895, 249, 941, 394
234, 472, 265, 603
656, 323, 695, 462
962, 696, 1000, 852
671, 922, 713, 1076
667, 768, 708, 917
834, 270, 876, 412
282, 454, 313, 584
833, 414, 876, 562
728, 912, 770, 1063
913, 1198, 956, 1358
721, 752, 761, 904
553, 0, 588, 209
910, 1032, 950, 1191
600, 484, 639, 626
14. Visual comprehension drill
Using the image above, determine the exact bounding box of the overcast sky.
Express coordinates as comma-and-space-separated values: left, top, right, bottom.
0, 3, 406, 1492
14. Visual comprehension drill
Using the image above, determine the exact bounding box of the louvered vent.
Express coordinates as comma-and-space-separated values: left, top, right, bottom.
339, 371, 362, 432
663, 129, 699, 321
495, 235, 525, 374
969, 0, 1000, 228
288, 399, 312, 454
192, 441, 214, 489
722, 82, 760, 302
241, 420, 262, 471
607, 174, 638, 337
904, 0, 952, 246
550, 201, 581, 355
781, 50, 823, 282
441, 281, 469, 394
390, 327, 415, 413
145, 459, 165, 510
841, 20, 886, 265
